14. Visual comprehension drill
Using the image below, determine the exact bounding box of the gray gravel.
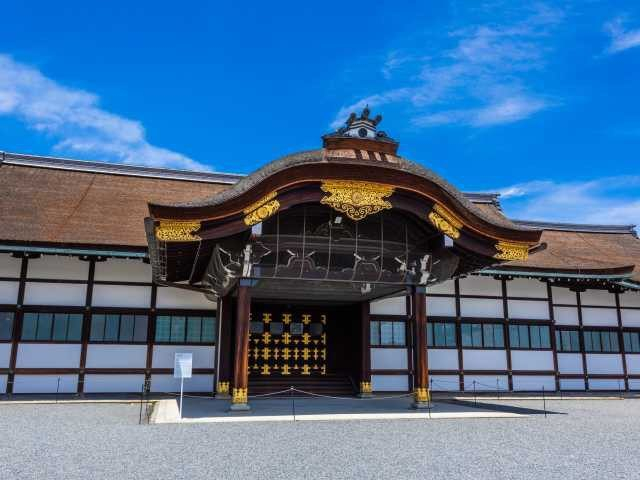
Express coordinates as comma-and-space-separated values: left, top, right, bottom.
1, 399, 639, 479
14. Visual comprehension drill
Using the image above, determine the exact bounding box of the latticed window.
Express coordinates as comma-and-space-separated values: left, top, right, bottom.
427, 322, 456, 347
555, 329, 580, 352
0, 312, 13, 340
370, 320, 405, 346
584, 330, 619, 352
623, 332, 640, 353
21, 312, 83, 341
461, 323, 504, 348
90, 314, 148, 343
155, 315, 216, 344
509, 324, 551, 349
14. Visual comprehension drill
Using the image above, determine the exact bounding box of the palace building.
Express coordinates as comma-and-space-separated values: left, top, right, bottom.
1, 108, 639, 408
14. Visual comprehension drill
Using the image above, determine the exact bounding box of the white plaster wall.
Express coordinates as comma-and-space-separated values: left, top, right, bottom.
85, 345, 147, 368
27, 256, 88, 280
512, 375, 555, 391
460, 298, 503, 318
152, 345, 215, 369
560, 378, 585, 390
625, 354, 640, 374
83, 374, 145, 393
507, 279, 547, 298
585, 354, 624, 375
0, 343, 11, 368
462, 349, 507, 370
426, 280, 455, 295
0, 374, 6, 393
427, 349, 459, 370
156, 287, 215, 310
620, 292, 640, 308
551, 287, 577, 305
557, 353, 583, 374
463, 375, 508, 391
16, 344, 81, 368
371, 374, 408, 391
511, 350, 554, 371
507, 300, 549, 320
621, 309, 640, 327
629, 379, 640, 391
0, 281, 19, 304
429, 375, 459, 391
24, 283, 86, 306
581, 308, 618, 327
553, 307, 579, 325
0, 254, 21, 277
426, 297, 456, 317
371, 348, 408, 370
150, 374, 214, 393
91, 285, 151, 308
370, 296, 406, 315
580, 289, 616, 307
589, 378, 625, 391
459, 276, 501, 296
13, 374, 78, 393
94, 259, 152, 282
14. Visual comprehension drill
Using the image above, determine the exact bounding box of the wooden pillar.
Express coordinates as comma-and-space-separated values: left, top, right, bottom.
230, 282, 251, 410
359, 302, 372, 396
216, 295, 233, 398
412, 286, 430, 407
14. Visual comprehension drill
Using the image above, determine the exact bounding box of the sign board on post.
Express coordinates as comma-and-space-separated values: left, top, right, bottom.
174, 353, 193, 379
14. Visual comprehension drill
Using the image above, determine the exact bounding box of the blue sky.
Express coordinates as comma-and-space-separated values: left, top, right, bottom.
1, 1, 639, 226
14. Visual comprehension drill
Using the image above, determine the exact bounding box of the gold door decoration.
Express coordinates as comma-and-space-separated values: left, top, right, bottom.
494, 241, 529, 261
249, 311, 327, 377
155, 220, 201, 242
320, 180, 394, 221
428, 204, 462, 239
243, 191, 280, 226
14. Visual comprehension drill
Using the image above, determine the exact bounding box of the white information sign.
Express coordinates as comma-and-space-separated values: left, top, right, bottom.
174, 353, 193, 379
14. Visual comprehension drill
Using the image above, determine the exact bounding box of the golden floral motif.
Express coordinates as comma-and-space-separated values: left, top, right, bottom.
494, 241, 529, 261
155, 220, 201, 242
320, 180, 394, 221
414, 387, 430, 403
360, 381, 372, 394
232, 387, 248, 404
428, 205, 462, 239
217, 382, 230, 394
243, 191, 280, 226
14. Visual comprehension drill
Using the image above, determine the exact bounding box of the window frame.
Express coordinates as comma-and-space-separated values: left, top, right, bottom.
555, 328, 581, 352
427, 321, 457, 348
370, 317, 407, 347
89, 312, 149, 344
20, 310, 84, 343
154, 312, 217, 345
583, 329, 620, 353
0, 311, 14, 342
623, 331, 640, 353
509, 323, 552, 350
460, 322, 505, 349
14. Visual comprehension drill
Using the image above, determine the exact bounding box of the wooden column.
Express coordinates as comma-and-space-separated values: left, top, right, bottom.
216, 295, 233, 398
412, 286, 430, 407
359, 302, 372, 396
230, 282, 251, 410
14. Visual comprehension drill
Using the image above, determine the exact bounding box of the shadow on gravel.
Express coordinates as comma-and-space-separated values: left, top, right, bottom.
440, 399, 565, 416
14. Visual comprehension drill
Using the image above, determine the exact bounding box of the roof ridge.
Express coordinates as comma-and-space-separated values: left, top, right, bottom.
513, 219, 637, 234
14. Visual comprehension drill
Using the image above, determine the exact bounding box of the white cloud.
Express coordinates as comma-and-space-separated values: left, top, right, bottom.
604, 16, 640, 54
0, 54, 208, 171
494, 176, 640, 226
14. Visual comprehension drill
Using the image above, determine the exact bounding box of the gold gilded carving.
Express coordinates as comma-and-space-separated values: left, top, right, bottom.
494, 241, 529, 261
360, 381, 372, 394
414, 387, 430, 403
217, 381, 230, 394
320, 180, 394, 221
243, 191, 280, 226
428, 204, 462, 239
232, 387, 248, 404
155, 220, 201, 242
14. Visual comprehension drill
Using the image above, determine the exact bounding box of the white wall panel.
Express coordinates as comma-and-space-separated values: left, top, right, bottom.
0, 281, 19, 304
560, 378, 585, 390
426, 297, 456, 317
370, 296, 406, 315
150, 374, 214, 393
152, 345, 215, 369
629, 379, 640, 391
589, 378, 624, 391
16, 343, 81, 368
460, 298, 503, 318
557, 353, 583, 374
625, 354, 640, 374
85, 345, 147, 368
507, 279, 547, 298
459, 276, 501, 296
27, 256, 88, 280
0, 374, 6, 393
512, 375, 555, 391
620, 292, 640, 308
371, 348, 408, 370
462, 349, 507, 370
24, 283, 86, 306
508, 300, 549, 320
94, 259, 152, 282
511, 350, 554, 371
429, 375, 459, 391
585, 354, 623, 375
371, 374, 408, 391
13, 374, 78, 393
553, 307, 579, 325
581, 308, 618, 326
463, 375, 508, 391
580, 289, 616, 307
0, 254, 21, 277
551, 287, 577, 305
91, 285, 151, 308
83, 374, 145, 393
426, 280, 455, 295
0, 343, 11, 368
621, 309, 640, 327
156, 287, 215, 310
427, 349, 458, 370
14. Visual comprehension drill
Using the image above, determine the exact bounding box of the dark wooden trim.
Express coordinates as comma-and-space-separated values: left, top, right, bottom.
216, 295, 233, 392
454, 279, 464, 391
360, 301, 371, 387
145, 283, 158, 387
370, 369, 411, 375
7, 256, 28, 394
502, 279, 513, 391
232, 285, 251, 395
576, 291, 589, 390
77, 259, 95, 393
413, 287, 428, 392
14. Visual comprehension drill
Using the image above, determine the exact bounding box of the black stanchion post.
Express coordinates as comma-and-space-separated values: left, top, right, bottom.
139, 383, 144, 425
290, 386, 296, 422
496, 378, 500, 400
473, 380, 477, 408
542, 385, 547, 418
428, 378, 433, 419
56, 376, 60, 404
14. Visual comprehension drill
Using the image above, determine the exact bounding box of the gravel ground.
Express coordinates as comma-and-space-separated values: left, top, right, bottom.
1, 399, 639, 479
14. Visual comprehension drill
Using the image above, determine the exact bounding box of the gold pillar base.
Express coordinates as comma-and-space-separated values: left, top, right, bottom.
216, 381, 231, 398
412, 387, 431, 409
358, 381, 373, 397
229, 387, 250, 411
